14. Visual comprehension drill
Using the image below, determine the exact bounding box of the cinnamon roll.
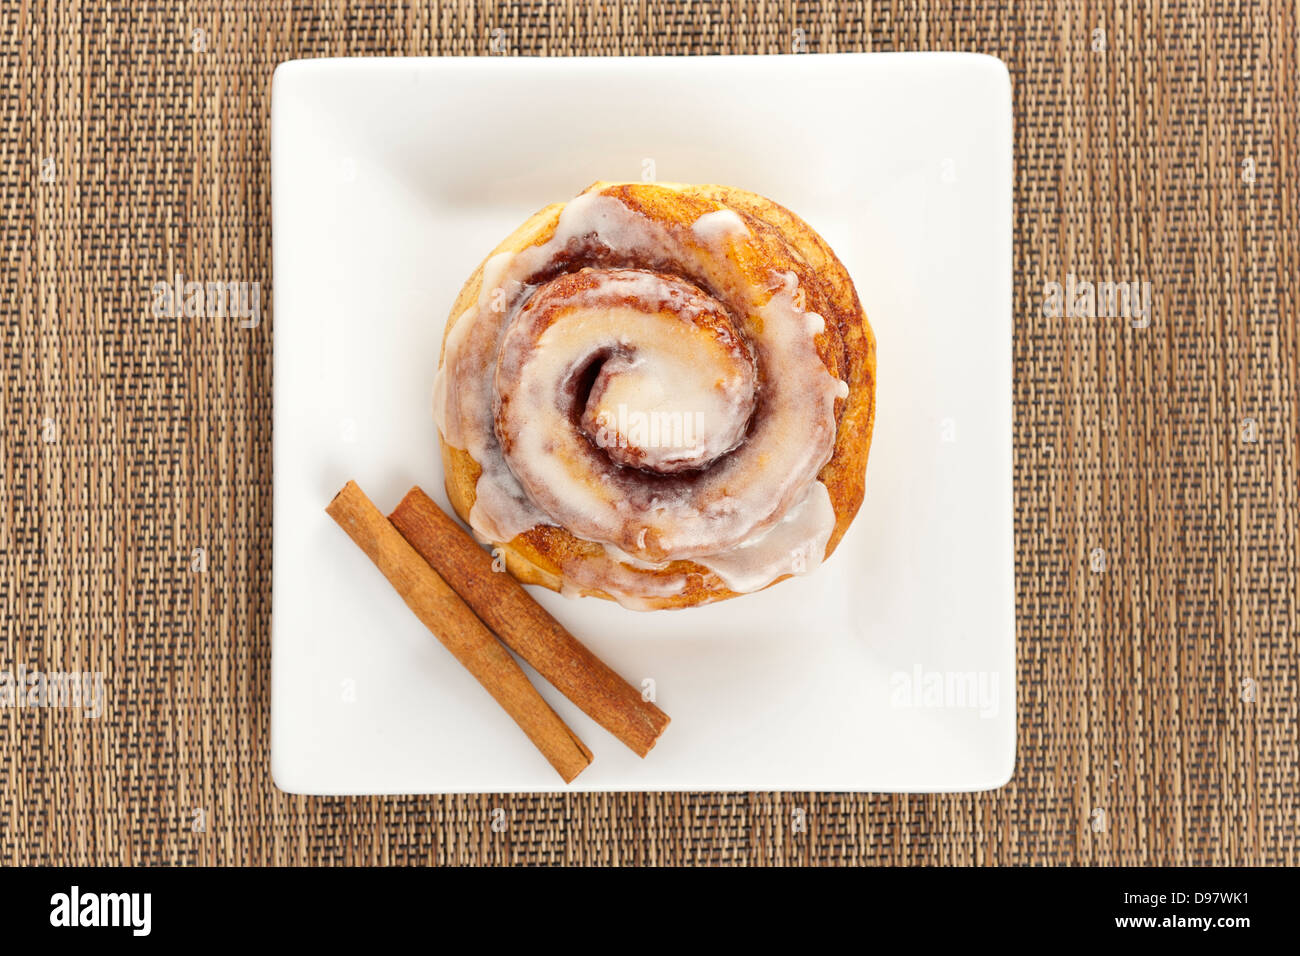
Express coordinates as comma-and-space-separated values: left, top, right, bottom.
433, 181, 876, 610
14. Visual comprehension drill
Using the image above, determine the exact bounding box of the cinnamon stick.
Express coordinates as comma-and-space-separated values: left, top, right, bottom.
389, 486, 671, 757
326, 480, 592, 783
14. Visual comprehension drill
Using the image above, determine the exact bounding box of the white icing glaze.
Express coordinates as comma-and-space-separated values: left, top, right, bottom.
494, 270, 764, 549
691, 208, 751, 247
586, 349, 749, 471
434, 187, 847, 606
558, 553, 689, 611
560, 479, 837, 605
432, 305, 475, 444
695, 480, 836, 593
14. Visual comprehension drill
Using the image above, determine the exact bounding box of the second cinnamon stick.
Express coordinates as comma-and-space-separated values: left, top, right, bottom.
389, 487, 671, 757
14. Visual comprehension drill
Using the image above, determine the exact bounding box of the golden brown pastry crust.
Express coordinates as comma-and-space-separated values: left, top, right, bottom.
437, 181, 876, 609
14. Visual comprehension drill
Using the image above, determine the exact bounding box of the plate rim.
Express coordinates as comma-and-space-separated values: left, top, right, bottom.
269, 50, 1017, 796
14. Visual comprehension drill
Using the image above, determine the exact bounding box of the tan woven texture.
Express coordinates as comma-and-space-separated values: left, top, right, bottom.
1, 0, 1296, 866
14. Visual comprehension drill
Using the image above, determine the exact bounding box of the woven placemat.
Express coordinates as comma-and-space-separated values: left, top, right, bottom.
1, 0, 1296, 866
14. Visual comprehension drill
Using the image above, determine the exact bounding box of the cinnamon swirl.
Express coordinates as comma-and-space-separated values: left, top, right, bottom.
433, 181, 876, 610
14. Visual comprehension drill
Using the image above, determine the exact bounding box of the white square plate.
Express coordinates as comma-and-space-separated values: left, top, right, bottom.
271, 53, 1014, 794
